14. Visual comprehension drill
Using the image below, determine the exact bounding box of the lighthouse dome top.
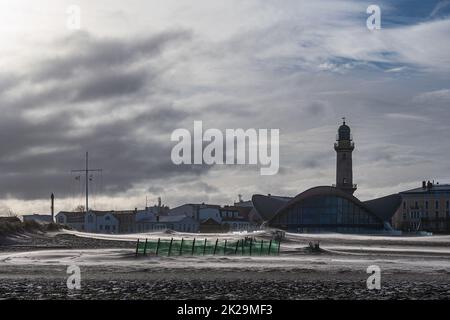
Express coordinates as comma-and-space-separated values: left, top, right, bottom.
338, 119, 351, 141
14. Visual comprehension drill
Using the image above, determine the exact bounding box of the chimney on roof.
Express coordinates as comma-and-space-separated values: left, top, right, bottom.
427, 181, 433, 190
422, 181, 426, 189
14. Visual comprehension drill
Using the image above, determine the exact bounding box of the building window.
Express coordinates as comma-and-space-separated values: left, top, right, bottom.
403, 202, 406, 209
99, 225, 103, 230
425, 201, 428, 209
415, 201, 418, 209
435, 201, 439, 209
446, 200, 449, 209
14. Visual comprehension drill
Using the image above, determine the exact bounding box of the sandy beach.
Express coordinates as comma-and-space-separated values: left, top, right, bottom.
1, 230, 450, 300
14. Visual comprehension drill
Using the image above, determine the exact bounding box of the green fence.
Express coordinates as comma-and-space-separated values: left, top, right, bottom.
135, 238, 280, 256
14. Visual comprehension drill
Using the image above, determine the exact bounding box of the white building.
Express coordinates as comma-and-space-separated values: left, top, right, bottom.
221, 218, 251, 232
55, 211, 85, 231
169, 203, 222, 223
85, 211, 121, 234
57, 210, 135, 234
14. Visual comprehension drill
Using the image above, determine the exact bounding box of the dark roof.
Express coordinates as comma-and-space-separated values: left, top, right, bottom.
401, 184, 450, 195
158, 215, 193, 223
363, 193, 402, 221
0, 216, 21, 223
221, 206, 252, 217
57, 211, 85, 217
200, 218, 221, 226
251, 194, 292, 221
22, 214, 51, 218
22, 214, 53, 222
90, 210, 136, 216
277, 186, 371, 217
185, 203, 221, 209
222, 217, 247, 222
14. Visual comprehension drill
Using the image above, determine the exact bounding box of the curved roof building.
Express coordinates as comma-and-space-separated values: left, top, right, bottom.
253, 187, 401, 233
252, 120, 402, 233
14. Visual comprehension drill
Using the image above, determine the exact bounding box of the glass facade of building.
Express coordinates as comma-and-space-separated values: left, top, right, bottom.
270, 195, 384, 233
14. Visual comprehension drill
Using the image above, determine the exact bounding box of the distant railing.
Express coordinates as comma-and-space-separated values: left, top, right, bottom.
334, 142, 355, 148
332, 184, 357, 189
135, 237, 280, 257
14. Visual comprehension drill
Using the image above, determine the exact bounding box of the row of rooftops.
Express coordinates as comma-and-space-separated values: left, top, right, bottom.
401, 181, 450, 195
55, 201, 254, 222
17, 181, 449, 223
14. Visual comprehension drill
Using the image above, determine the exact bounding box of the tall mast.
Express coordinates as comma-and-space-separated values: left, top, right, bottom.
71, 152, 102, 212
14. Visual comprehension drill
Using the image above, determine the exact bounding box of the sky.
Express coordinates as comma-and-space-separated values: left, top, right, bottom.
0, 0, 449, 215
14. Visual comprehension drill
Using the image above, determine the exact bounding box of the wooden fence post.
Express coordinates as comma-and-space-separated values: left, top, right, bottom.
213, 239, 218, 255
260, 240, 264, 256
135, 239, 140, 256
180, 238, 184, 256
156, 238, 160, 256
249, 238, 253, 256
268, 239, 272, 255
191, 238, 196, 255
168, 238, 174, 256
143, 238, 148, 256
277, 240, 281, 255
224, 239, 227, 255
234, 240, 239, 255
203, 238, 207, 255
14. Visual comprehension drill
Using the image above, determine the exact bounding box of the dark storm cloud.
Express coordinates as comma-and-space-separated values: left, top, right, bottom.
1, 30, 191, 111
0, 29, 209, 200
72, 68, 149, 102
32, 30, 191, 81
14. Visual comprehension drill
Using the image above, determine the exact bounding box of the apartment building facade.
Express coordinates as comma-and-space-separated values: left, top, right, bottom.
392, 181, 450, 233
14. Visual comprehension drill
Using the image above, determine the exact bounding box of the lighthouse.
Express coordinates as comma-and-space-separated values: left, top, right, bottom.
334, 118, 357, 195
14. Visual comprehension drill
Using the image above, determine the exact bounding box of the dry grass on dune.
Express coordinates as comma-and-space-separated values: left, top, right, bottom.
0, 220, 63, 237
